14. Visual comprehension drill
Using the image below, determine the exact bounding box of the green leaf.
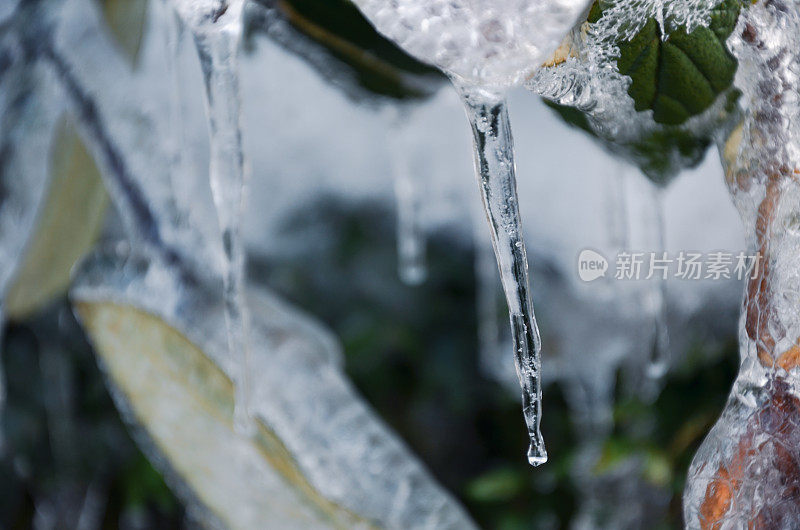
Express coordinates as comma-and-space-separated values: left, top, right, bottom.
546, 0, 742, 183
611, 0, 740, 125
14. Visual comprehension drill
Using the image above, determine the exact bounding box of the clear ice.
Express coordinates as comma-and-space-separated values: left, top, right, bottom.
171, 0, 254, 433
684, 0, 800, 526
350, 0, 592, 465
349, 0, 594, 88
458, 85, 547, 466
528, 0, 731, 183
474, 215, 515, 386
1, 0, 480, 524
71, 242, 478, 529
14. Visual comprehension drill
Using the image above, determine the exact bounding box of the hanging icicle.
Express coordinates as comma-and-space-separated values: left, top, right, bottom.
457, 83, 547, 466
646, 184, 670, 380
173, 0, 253, 434
389, 113, 428, 285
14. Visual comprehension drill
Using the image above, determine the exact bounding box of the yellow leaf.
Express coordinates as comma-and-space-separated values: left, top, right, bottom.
74, 300, 372, 529
5, 118, 108, 320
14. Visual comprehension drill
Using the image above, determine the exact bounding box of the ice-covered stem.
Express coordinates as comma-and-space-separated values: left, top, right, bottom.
723, 0, 800, 372
456, 84, 547, 466
10, 0, 190, 275
41, 43, 186, 271
684, 0, 800, 526
176, 0, 253, 434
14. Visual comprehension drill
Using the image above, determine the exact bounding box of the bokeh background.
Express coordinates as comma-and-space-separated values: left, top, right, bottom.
0, 0, 753, 527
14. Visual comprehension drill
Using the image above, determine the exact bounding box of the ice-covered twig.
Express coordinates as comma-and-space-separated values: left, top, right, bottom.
684, 0, 800, 525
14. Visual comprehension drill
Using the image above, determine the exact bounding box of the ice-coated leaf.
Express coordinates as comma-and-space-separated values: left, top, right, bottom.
74, 300, 370, 529
71, 247, 477, 530
5, 118, 108, 320
593, 0, 739, 126
534, 0, 743, 184
0, 48, 64, 308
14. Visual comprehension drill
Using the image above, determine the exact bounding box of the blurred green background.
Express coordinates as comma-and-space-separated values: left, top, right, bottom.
0, 198, 737, 529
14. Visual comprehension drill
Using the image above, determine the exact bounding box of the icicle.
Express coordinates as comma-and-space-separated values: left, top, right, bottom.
389, 115, 428, 285
394, 175, 427, 285
605, 162, 630, 252
473, 203, 519, 387
178, 0, 253, 434
457, 83, 546, 466
646, 185, 669, 380
474, 215, 507, 383
475, 222, 501, 377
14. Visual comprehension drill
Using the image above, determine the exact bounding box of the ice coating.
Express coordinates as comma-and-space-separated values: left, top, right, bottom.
350, 0, 593, 87
0, 35, 64, 303
32, 0, 219, 278
17, 0, 478, 521
683, 0, 800, 526
171, 0, 254, 433
458, 85, 547, 465
350, 0, 596, 465
529, 0, 725, 106
0, 34, 65, 453
71, 245, 478, 528
528, 0, 731, 181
